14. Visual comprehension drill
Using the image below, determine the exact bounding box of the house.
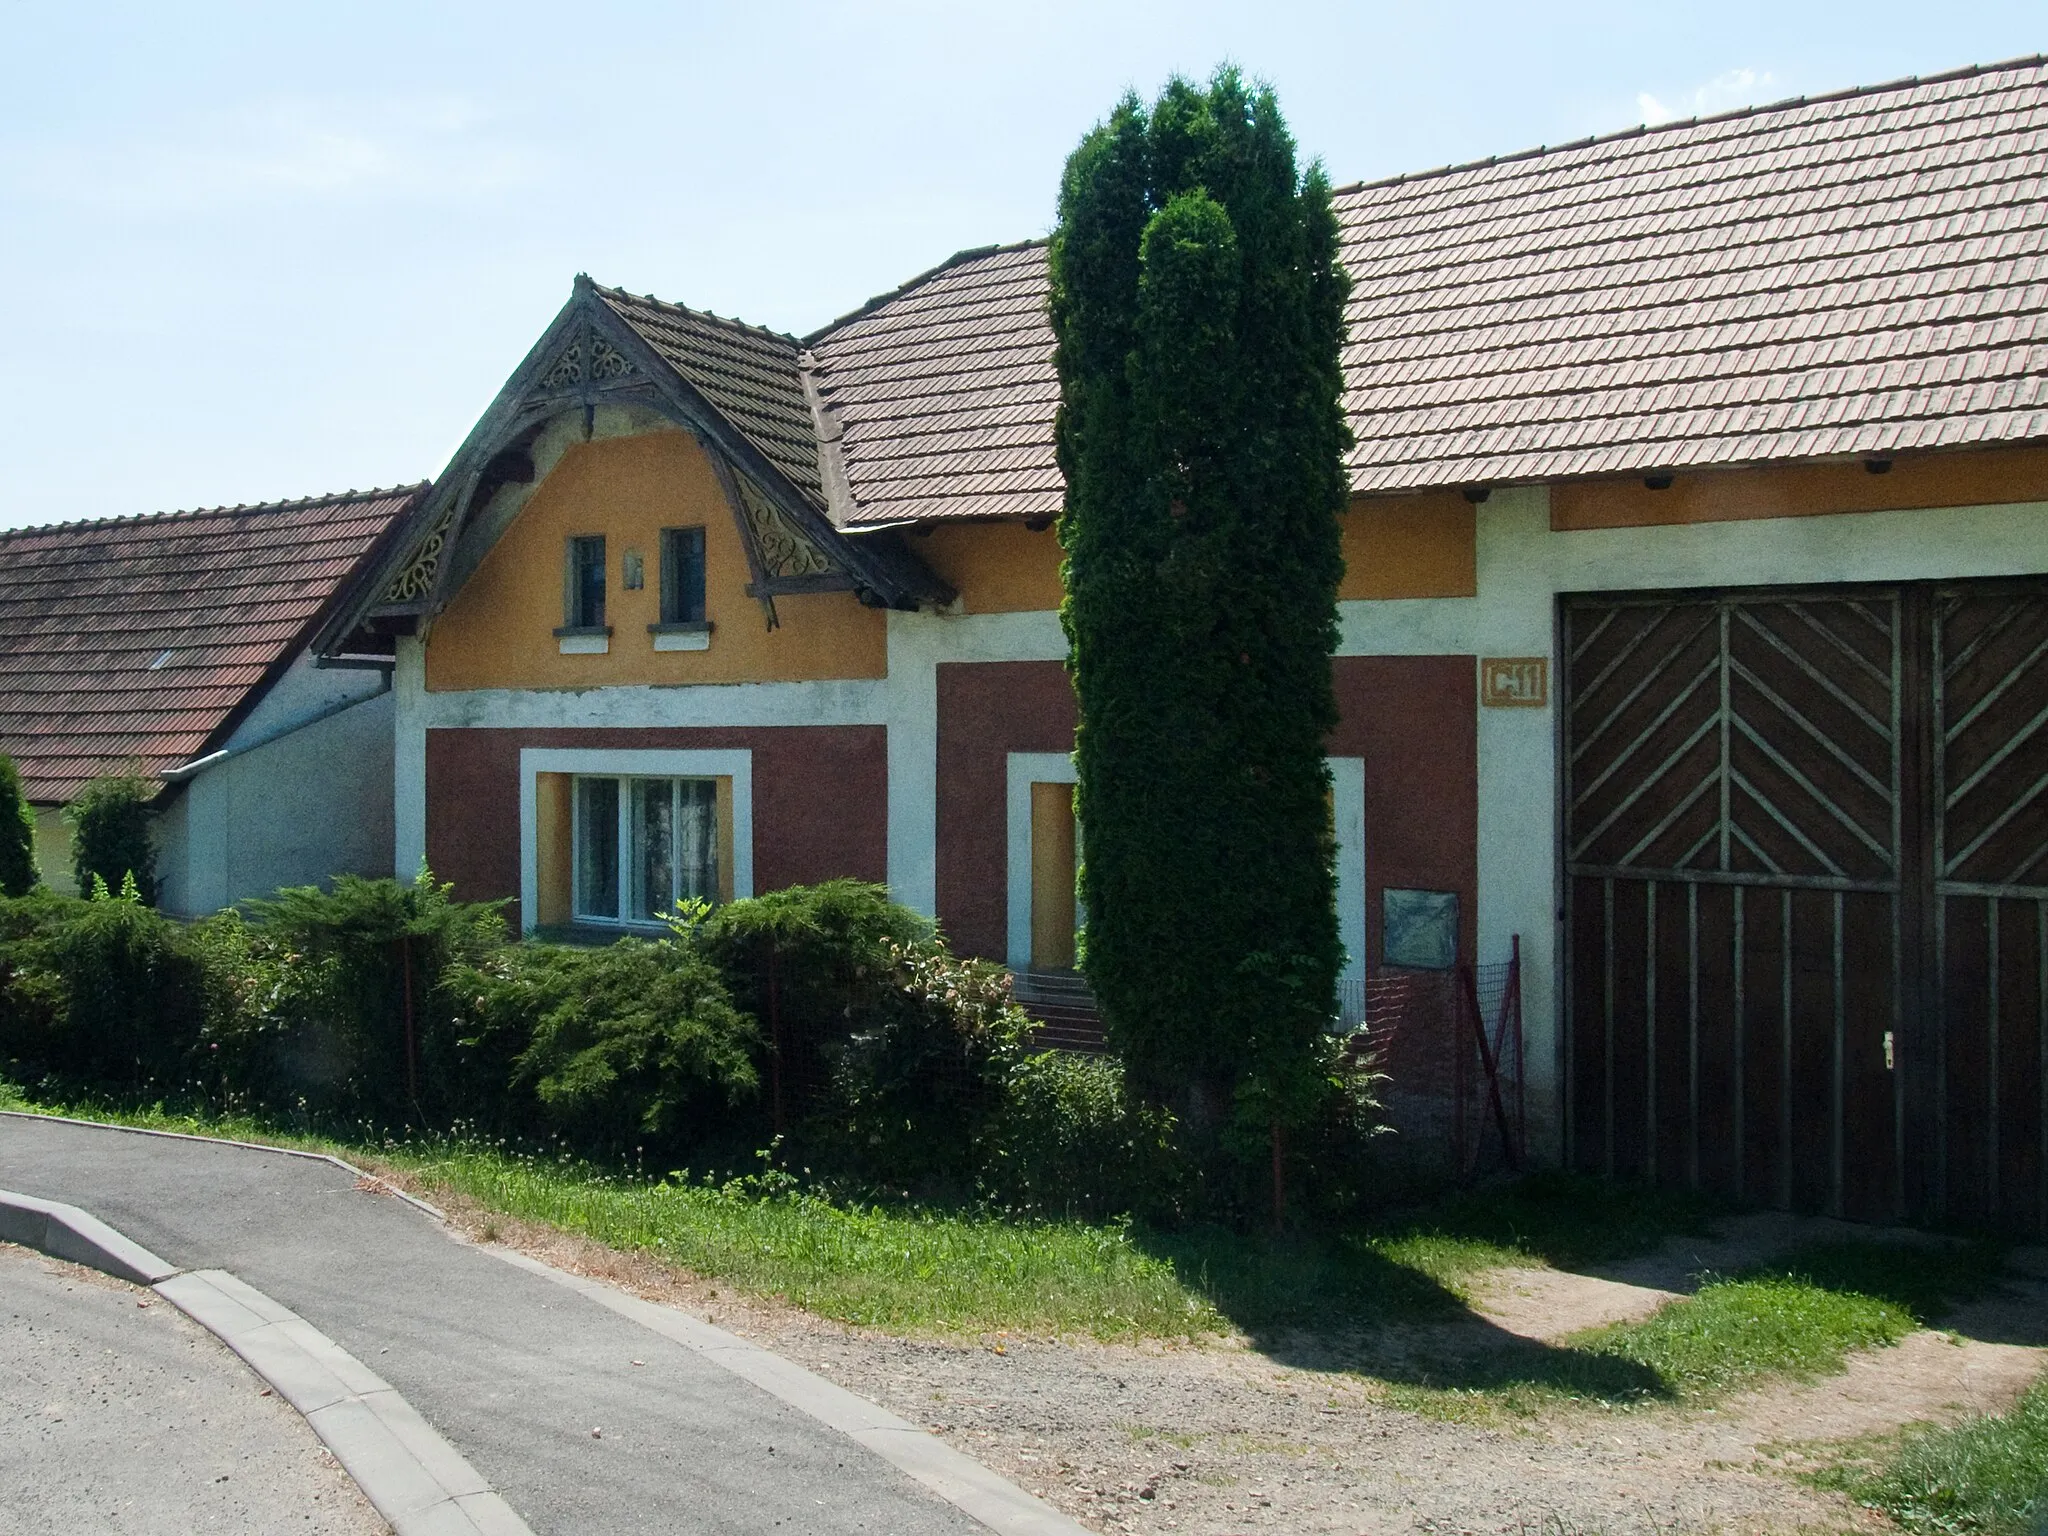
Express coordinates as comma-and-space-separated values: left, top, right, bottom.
0, 487, 421, 913
318, 58, 2048, 1234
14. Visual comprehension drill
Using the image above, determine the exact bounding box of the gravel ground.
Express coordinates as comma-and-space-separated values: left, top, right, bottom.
418, 1189, 2048, 1536
0, 1243, 386, 1536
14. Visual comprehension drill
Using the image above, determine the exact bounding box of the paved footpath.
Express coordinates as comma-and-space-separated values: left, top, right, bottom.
0, 1115, 989, 1536
1, 1242, 387, 1534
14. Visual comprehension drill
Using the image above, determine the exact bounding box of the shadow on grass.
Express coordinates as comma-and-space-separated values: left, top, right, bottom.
1135, 1215, 1670, 1406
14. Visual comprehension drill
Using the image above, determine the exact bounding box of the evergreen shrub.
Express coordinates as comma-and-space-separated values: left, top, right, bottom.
0, 883, 208, 1089
1051, 69, 1352, 1168
204, 871, 509, 1124
66, 774, 159, 907
446, 937, 759, 1156
0, 755, 36, 898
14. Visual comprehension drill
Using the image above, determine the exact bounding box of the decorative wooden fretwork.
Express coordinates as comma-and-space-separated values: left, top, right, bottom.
590, 336, 630, 380
381, 509, 456, 603
540, 342, 584, 389
735, 472, 833, 579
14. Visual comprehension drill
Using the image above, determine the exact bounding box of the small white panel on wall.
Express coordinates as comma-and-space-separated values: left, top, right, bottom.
557, 633, 610, 655
652, 630, 712, 652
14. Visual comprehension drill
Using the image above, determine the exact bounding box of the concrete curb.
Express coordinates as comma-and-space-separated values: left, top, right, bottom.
0, 1188, 530, 1536
0, 1188, 181, 1285
0, 1109, 446, 1221
491, 1247, 1094, 1536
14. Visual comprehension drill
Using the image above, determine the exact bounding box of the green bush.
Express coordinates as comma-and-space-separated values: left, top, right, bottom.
446, 938, 759, 1155
0, 884, 208, 1089
813, 935, 1030, 1195
0, 755, 35, 898
983, 1050, 1179, 1220
66, 775, 159, 907
203, 872, 508, 1124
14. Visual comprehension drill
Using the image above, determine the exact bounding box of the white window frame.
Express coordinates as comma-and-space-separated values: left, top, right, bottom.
1004, 751, 1366, 986
519, 748, 753, 933
569, 774, 720, 928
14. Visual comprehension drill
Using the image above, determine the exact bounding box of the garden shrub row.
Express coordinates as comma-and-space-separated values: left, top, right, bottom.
0, 874, 1173, 1219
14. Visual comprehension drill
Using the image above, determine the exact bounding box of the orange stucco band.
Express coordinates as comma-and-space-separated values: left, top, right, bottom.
908, 492, 1476, 614
426, 429, 886, 692
914, 520, 1066, 613
1338, 492, 1477, 600
1550, 445, 2048, 532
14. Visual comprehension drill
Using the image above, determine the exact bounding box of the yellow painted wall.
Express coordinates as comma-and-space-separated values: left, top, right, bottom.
914, 520, 1066, 613
32, 807, 76, 897
426, 430, 887, 691
535, 773, 572, 925
1550, 445, 2048, 531
1030, 781, 1077, 971
911, 497, 1478, 613
1338, 492, 1477, 600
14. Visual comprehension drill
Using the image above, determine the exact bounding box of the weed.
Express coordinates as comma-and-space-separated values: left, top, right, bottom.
1814, 1378, 2048, 1535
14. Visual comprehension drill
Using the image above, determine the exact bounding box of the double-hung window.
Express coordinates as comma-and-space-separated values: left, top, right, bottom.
564, 535, 607, 630
572, 775, 719, 926
660, 527, 706, 624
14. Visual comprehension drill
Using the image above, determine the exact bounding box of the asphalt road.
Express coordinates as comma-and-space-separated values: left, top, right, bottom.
0, 1241, 387, 1535
0, 1117, 983, 1536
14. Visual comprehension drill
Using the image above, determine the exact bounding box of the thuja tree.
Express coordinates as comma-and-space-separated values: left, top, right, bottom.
0, 754, 35, 897
68, 774, 159, 907
1051, 70, 1351, 1165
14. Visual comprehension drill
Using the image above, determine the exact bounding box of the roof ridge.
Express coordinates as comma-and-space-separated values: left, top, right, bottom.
586, 277, 804, 349
1330, 52, 2048, 199
0, 482, 429, 543
803, 239, 1051, 348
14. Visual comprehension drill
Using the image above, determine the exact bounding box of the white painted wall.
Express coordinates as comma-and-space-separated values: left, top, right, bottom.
158, 689, 396, 916
223, 649, 387, 752
1392, 487, 2048, 1156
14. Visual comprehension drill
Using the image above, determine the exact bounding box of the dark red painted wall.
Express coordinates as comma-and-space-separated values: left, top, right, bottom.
932, 655, 1480, 970
935, 661, 1078, 959
424, 726, 888, 908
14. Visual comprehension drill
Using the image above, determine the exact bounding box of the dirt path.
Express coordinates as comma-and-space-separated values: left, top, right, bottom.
410, 1185, 2048, 1536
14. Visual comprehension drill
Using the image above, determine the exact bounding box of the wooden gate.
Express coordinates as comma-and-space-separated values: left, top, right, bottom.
1563, 580, 2048, 1235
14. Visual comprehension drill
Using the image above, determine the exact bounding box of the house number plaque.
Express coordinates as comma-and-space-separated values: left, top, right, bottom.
1481, 656, 1549, 708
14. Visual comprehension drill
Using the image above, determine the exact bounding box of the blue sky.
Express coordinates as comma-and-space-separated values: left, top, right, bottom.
1, 2, 2041, 529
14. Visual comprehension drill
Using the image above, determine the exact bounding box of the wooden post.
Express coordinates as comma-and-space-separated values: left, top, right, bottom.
400, 935, 418, 1107
1270, 1121, 1285, 1231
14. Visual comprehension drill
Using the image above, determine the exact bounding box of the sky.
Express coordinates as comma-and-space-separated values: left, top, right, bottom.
1, 1, 2042, 530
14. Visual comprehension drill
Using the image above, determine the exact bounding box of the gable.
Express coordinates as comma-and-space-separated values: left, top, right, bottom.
424, 424, 885, 692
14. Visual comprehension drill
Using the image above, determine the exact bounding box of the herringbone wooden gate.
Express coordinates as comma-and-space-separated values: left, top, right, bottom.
1563, 580, 2048, 1235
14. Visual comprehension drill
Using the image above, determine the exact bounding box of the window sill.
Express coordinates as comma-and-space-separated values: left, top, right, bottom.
554, 624, 612, 656
650, 620, 712, 653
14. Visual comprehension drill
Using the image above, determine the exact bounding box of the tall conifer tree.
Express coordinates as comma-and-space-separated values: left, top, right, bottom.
0, 754, 36, 897
1051, 71, 1351, 1146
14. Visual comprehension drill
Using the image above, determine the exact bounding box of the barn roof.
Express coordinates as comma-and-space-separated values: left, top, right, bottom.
0, 486, 421, 802
798, 55, 2048, 524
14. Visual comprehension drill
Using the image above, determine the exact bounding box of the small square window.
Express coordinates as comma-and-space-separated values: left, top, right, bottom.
660, 527, 706, 625
566, 535, 606, 630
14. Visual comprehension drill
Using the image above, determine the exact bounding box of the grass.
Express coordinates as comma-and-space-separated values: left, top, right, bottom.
1815, 1379, 2048, 1535
1381, 1240, 2008, 1422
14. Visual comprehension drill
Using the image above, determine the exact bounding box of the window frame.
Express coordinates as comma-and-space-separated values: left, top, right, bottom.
657, 525, 708, 627
520, 748, 753, 934
560, 534, 609, 634
569, 773, 720, 928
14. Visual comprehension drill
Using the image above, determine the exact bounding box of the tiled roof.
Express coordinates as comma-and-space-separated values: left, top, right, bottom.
0, 487, 420, 803
1336, 55, 2048, 491
595, 286, 824, 498
806, 243, 1061, 527
801, 56, 2048, 524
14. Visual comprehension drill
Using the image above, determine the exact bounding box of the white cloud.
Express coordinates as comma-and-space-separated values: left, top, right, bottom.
1638, 67, 1776, 126
4, 96, 543, 214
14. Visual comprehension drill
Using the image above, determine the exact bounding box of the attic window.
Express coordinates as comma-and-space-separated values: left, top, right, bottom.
660, 527, 706, 625
148, 650, 174, 671
564, 535, 606, 629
